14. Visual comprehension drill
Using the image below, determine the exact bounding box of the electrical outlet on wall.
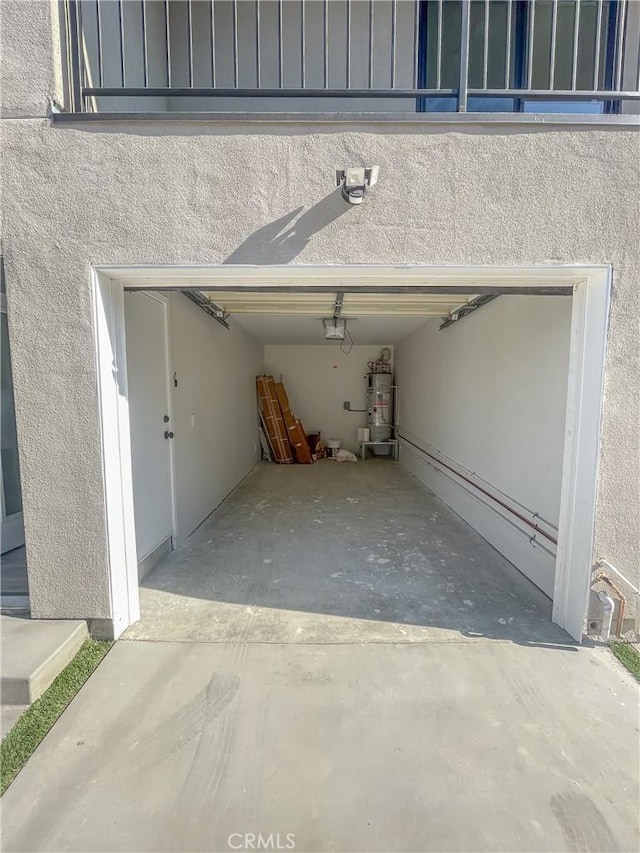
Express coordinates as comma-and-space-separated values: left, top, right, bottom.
191, 413, 196, 427
343, 401, 350, 410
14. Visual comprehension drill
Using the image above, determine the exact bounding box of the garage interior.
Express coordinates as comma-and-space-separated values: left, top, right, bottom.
115, 272, 575, 643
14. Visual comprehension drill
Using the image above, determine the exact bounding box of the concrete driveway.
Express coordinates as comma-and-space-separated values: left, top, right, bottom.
2, 638, 638, 852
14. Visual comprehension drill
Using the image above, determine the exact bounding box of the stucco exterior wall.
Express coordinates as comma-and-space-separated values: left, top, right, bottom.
1, 1, 639, 628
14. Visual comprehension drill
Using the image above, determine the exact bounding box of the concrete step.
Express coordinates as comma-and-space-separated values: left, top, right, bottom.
1, 616, 89, 705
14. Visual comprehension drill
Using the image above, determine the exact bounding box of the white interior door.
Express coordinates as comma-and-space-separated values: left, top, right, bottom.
124, 292, 175, 562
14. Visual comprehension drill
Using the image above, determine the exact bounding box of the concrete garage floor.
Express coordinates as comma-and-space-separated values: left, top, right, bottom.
125, 461, 567, 645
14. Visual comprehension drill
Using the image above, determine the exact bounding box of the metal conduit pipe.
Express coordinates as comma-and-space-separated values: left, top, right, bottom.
394, 428, 557, 531
594, 559, 640, 634
597, 591, 615, 641
408, 449, 556, 559
397, 433, 558, 547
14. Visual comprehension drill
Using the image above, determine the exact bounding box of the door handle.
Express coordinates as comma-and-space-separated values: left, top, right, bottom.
164, 431, 174, 440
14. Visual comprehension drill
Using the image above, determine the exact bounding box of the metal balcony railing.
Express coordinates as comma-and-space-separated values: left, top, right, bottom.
62, 0, 640, 115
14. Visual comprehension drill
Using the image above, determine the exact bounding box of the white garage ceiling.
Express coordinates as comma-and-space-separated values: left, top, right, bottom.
202, 289, 475, 344
229, 312, 432, 345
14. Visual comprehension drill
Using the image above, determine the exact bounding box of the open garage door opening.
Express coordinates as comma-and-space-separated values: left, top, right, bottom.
92, 266, 610, 642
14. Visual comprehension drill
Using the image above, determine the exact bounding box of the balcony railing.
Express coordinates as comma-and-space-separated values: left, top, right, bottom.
62, 0, 640, 115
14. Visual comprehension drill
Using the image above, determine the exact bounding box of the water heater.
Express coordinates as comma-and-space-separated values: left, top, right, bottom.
367, 372, 393, 442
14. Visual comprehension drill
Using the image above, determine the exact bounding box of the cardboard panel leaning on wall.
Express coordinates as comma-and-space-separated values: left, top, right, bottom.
169, 293, 263, 542
264, 345, 393, 452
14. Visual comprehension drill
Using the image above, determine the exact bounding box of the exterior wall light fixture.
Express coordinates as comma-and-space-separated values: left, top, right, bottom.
336, 166, 380, 205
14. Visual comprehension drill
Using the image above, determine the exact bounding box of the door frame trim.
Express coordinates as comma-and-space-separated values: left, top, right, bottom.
92, 270, 140, 637
552, 270, 611, 639
93, 264, 611, 640
0, 291, 25, 554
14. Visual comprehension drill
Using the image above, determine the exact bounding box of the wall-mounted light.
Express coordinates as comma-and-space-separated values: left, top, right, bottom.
336, 166, 380, 205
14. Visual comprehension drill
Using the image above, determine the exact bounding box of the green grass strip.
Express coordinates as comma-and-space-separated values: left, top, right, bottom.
1, 638, 112, 795
610, 641, 640, 682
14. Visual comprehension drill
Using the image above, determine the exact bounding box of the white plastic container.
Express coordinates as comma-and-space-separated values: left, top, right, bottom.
326, 439, 341, 458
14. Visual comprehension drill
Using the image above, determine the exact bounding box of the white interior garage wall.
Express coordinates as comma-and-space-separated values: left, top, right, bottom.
264, 345, 393, 452
125, 291, 263, 558
169, 296, 263, 541
394, 295, 573, 597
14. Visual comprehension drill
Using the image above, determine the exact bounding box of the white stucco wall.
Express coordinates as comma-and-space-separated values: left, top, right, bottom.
1, 1, 638, 630
264, 344, 393, 452
395, 295, 573, 596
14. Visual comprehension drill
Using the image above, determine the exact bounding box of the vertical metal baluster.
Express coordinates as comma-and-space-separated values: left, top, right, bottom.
549, 0, 558, 89
232, 0, 238, 88
118, 0, 126, 87
482, 0, 490, 89
76, 0, 85, 98
593, 0, 603, 89
571, 0, 581, 90
68, 0, 84, 110
301, 0, 305, 88
255, 0, 260, 88
141, 0, 148, 88
368, 0, 374, 88
76, 0, 91, 109
187, 0, 194, 87
505, 0, 512, 88
164, 0, 171, 87
346, 0, 351, 88
436, 0, 443, 89
459, 0, 470, 111
526, 0, 536, 89
95, 0, 103, 88
391, 0, 397, 88
210, 0, 216, 87
614, 0, 627, 90
278, 0, 283, 87
413, 0, 419, 88
324, 0, 328, 88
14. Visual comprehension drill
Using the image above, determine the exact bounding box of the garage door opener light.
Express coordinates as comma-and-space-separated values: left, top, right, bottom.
323, 318, 346, 340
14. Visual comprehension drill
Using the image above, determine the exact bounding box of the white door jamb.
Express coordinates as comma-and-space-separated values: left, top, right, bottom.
92, 270, 140, 638
552, 268, 611, 641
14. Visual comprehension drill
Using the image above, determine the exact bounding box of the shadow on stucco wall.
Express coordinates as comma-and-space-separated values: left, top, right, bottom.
224, 189, 353, 264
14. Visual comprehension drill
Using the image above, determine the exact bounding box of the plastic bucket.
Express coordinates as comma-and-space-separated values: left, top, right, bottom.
326, 439, 341, 459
